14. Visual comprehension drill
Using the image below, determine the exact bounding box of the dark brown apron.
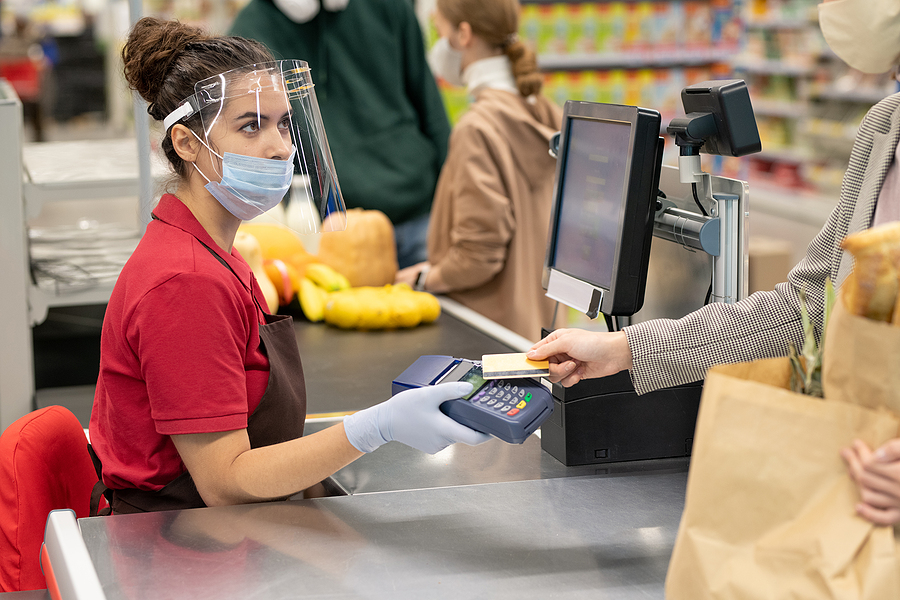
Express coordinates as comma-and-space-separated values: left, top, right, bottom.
90, 233, 307, 515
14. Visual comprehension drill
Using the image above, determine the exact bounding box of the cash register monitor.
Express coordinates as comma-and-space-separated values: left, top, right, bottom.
543, 101, 663, 318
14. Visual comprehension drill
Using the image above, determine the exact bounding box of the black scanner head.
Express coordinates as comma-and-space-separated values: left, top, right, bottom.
669, 79, 762, 157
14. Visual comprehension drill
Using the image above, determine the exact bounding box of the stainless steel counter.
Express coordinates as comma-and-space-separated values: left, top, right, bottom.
79, 471, 687, 599
307, 419, 689, 495
70, 428, 689, 599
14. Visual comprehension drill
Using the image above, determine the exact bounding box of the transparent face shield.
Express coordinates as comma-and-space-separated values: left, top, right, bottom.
164, 60, 347, 233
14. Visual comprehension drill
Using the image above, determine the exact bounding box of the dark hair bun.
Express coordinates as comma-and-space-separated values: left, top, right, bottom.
122, 17, 208, 108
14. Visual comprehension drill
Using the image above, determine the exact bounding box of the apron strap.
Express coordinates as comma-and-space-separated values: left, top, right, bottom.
87, 444, 113, 516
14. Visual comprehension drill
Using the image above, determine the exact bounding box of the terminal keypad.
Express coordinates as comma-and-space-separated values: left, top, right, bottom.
471, 379, 534, 418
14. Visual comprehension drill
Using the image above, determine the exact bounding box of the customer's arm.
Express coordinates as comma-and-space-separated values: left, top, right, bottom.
529, 243, 837, 394
625, 95, 900, 395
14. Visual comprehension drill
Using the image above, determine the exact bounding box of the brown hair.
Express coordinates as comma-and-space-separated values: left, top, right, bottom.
436, 0, 542, 97
122, 17, 274, 179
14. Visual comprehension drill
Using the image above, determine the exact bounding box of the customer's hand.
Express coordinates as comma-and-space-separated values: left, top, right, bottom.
395, 261, 428, 287
343, 382, 492, 454
527, 329, 633, 387
842, 438, 900, 526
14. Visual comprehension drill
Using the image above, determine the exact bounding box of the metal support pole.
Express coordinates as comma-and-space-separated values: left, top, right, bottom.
710, 193, 741, 304
128, 0, 154, 231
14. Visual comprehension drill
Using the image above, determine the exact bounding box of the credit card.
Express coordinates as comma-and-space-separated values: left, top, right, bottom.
481, 353, 550, 379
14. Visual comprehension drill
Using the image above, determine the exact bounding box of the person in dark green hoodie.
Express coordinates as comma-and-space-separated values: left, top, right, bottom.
229, 0, 451, 268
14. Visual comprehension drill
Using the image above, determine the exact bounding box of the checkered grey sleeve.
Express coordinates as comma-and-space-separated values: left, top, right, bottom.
623, 93, 900, 395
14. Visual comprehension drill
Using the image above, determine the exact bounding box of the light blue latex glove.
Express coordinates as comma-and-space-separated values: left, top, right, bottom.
343, 382, 493, 454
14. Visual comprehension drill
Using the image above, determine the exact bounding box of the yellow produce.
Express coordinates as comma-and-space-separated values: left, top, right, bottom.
238, 222, 435, 328
239, 223, 310, 262
317, 208, 398, 287
298, 277, 329, 322
239, 223, 317, 282
264, 259, 303, 305
323, 291, 361, 329
413, 291, 441, 323
233, 231, 279, 313
388, 293, 421, 328
322, 285, 440, 330
305, 263, 351, 292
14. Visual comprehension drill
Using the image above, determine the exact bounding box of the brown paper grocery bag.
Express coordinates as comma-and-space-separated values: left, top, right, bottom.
665, 358, 900, 600
823, 298, 900, 416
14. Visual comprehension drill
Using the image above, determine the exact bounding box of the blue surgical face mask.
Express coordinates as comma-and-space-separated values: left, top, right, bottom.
192, 136, 296, 221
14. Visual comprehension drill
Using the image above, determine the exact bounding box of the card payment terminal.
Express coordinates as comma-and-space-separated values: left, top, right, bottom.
392, 355, 554, 444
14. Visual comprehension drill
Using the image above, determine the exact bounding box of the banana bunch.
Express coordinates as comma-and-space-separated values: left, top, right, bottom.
293, 263, 440, 329
322, 284, 441, 330
304, 263, 352, 292
295, 263, 350, 322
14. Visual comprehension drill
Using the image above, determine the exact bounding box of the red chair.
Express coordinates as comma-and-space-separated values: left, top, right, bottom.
0, 406, 98, 592
0, 57, 42, 102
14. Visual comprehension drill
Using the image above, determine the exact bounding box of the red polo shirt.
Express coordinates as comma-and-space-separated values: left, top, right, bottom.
89, 194, 271, 491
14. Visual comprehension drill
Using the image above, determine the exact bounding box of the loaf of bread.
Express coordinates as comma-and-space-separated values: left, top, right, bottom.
839, 221, 900, 324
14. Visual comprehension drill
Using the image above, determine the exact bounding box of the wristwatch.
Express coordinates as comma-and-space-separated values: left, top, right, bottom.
414, 266, 431, 292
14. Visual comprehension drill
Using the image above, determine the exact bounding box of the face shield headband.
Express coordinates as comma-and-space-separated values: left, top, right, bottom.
163, 60, 347, 234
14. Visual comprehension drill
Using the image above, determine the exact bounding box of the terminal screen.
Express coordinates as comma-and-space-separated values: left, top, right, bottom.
459, 366, 487, 400
552, 117, 632, 290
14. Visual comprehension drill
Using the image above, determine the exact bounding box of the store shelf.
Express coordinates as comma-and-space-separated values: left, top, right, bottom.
749, 181, 838, 227
802, 118, 858, 143
744, 18, 810, 30
22, 138, 168, 217
753, 147, 811, 164
752, 99, 808, 119
809, 87, 895, 105
732, 58, 814, 76
28, 284, 115, 326
539, 47, 738, 71
20, 138, 166, 324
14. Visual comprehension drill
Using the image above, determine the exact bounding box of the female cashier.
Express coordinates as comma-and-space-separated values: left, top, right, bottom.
395, 0, 563, 342
88, 17, 489, 515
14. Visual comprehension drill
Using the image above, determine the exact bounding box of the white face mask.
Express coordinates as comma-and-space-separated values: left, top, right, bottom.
428, 37, 464, 87
273, 0, 320, 23
818, 0, 900, 74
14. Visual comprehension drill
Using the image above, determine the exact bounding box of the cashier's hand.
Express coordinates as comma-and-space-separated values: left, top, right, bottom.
842, 439, 900, 526
343, 382, 492, 454
527, 329, 634, 387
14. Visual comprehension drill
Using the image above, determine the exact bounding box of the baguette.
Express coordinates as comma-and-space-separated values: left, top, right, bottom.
839, 221, 900, 322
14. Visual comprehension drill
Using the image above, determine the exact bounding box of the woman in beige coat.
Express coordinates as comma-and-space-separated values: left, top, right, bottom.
395, 0, 562, 341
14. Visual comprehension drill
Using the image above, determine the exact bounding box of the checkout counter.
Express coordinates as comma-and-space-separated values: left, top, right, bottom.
22, 300, 689, 600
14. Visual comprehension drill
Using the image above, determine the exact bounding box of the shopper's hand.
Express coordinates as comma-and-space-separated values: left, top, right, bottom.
343, 382, 492, 454
842, 438, 900, 526
526, 329, 633, 387
395, 262, 429, 287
